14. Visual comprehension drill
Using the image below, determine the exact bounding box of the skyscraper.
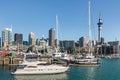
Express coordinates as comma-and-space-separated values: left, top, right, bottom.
49, 28, 55, 47
2, 28, 12, 47
14, 33, 23, 45
79, 36, 87, 48
29, 32, 36, 45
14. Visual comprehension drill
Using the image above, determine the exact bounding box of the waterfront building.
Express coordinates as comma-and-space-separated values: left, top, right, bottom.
23, 41, 29, 46
75, 41, 80, 48
108, 41, 120, 54
79, 36, 87, 48
28, 32, 36, 45
14, 33, 23, 45
101, 37, 104, 44
49, 28, 55, 47
2, 28, 12, 47
36, 38, 40, 46
36, 38, 48, 47
40, 38, 48, 47
100, 43, 111, 55
92, 40, 97, 46
74, 41, 80, 53
39, 38, 49, 54
59, 40, 75, 53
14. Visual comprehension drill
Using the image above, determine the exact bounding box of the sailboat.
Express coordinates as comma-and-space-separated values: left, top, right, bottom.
75, 0, 100, 66
52, 15, 70, 61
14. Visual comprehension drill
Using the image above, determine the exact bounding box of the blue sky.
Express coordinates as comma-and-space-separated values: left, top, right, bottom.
0, 0, 120, 42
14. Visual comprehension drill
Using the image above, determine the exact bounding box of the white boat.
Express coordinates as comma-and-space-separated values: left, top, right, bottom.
75, 54, 100, 65
52, 15, 70, 61
105, 54, 120, 59
53, 49, 70, 60
11, 53, 69, 75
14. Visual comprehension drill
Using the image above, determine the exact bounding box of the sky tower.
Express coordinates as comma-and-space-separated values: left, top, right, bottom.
97, 15, 103, 43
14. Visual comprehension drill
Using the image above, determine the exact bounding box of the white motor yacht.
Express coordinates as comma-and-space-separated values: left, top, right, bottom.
11, 53, 69, 75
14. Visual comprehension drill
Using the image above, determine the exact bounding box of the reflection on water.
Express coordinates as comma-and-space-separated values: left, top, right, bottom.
86, 67, 96, 80
14, 73, 68, 80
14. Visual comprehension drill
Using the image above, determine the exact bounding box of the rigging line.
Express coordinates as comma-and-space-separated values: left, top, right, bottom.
58, 20, 64, 50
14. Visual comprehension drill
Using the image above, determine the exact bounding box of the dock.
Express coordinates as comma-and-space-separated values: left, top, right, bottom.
69, 63, 100, 67
0, 57, 22, 66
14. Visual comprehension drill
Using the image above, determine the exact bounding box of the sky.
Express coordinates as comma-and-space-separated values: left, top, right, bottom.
0, 0, 120, 42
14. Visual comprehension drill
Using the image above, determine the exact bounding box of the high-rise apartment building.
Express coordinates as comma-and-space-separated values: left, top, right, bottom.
108, 41, 120, 54
79, 36, 87, 48
2, 28, 12, 47
14, 33, 23, 45
49, 28, 55, 47
36, 38, 40, 46
29, 32, 36, 45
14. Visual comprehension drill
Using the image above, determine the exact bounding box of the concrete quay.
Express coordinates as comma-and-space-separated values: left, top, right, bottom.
0, 56, 52, 66
0, 57, 22, 66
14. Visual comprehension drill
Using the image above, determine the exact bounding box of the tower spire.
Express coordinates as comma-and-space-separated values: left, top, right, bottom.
99, 11, 102, 20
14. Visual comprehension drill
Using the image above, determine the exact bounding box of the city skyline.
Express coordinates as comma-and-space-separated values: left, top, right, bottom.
0, 0, 120, 41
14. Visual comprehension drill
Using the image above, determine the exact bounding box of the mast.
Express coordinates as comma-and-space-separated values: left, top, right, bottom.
88, 0, 92, 53
56, 15, 58, 49
42, 34, 45, 54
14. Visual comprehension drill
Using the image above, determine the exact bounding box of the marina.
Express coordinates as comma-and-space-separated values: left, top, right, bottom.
0, 0, 120, 80
0, 59, 120, 80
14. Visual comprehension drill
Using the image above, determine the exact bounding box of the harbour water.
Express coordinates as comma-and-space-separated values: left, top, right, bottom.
0, 59, 120, 80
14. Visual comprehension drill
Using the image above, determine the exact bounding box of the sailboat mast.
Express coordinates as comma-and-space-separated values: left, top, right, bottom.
88, 0, 92, 48
56, 15, 58, 48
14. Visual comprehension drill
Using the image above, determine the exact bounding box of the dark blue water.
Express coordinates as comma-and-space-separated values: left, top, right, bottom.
0, 59, 120, 80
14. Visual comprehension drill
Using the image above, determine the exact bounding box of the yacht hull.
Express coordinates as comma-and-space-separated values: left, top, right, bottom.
11, 66, 69, 75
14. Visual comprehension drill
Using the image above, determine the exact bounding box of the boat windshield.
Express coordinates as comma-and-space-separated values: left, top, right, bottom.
37, 63, 50, 65
27, 66, 37, 68
18, 65, 27, 69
